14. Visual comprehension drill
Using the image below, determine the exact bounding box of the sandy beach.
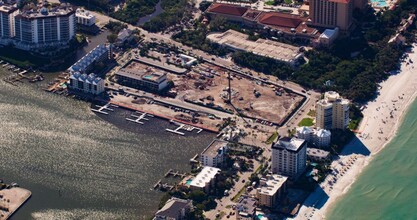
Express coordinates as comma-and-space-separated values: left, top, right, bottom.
294, 43, 417, 220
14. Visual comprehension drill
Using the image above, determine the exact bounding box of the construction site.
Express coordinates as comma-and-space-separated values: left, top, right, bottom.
171, 62, 304, 126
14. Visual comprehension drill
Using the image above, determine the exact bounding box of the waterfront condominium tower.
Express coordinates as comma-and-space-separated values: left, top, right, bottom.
14, 5, 75, 50
271, 137, 307, 180
316, 91, 350, 130
0, 3, 18, 39
309, 0, 354, 31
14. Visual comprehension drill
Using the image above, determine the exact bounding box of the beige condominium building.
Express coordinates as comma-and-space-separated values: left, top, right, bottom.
256, 174, 288, 207
309, 0, 353, 31
271, 137, 307, 180
316, 91, 350, 130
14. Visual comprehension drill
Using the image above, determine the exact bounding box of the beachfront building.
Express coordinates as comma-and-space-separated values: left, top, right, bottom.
308, 0, 353, 32
0, 3, 18, 39
296, 126, 331, 148
271, 137, 307, 180
75, 8, 95, 26
200, 139, 228, 168
189, 166, 220, 193
115, 68, 169, 92
13, 5, 76, 50
316, 91, 350, 130
68, 44, 112, 74
307, 148, 331, 162
256, 174, 288, 208
235, 196, 257, 220
154, 197, 193, 220
68, 72, 105, 95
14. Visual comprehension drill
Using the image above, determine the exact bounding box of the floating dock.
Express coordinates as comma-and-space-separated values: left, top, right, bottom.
125, 111, 154, 124
91, 103, 118, 115
166, 120, 203, 136
164, 169, 188, 178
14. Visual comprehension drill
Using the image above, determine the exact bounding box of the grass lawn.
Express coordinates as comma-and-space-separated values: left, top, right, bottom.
307, 109, 316, 117
265, 0, 275, 5
298, 118, 314, 126
284, 0, 293, 4
265, 131, 279, 144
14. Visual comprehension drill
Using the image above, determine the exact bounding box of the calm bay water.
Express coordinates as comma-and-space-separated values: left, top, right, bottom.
0, 68, 215, 219
327, 99, 417, 219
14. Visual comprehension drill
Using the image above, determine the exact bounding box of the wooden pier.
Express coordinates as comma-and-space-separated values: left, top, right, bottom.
164, 169, 188, 178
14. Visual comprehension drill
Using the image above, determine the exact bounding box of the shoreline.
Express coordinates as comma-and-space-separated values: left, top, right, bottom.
294, 43, 417, 220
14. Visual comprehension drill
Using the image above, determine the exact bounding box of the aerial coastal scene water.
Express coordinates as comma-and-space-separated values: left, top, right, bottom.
0, 67, 215, 219
0, 0, 417, 219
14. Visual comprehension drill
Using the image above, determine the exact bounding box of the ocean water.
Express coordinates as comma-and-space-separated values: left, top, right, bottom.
327, 99, 417, 219
0, 67, 215, 219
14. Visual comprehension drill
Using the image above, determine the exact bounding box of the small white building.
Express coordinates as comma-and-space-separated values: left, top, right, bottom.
317, 28, 339, 47
76, 8, 96, 26
69, 72, 105, 95
189, 166, 220, 193
116, 28, 133, 45
200, 139, 228, 168
296, 126, 331, 148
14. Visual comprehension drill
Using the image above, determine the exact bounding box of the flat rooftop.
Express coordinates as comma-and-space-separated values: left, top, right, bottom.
273, 137, 306, 152
17, 5, 75, 19
201, 139, 228, 157
0, 4, 18, 13
116, 68, 166, 83
307, 148, 330, 158
257, 174, 288, 196
207, 30, 302, 63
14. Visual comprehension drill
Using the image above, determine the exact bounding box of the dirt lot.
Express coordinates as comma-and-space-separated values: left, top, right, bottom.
171, 63, 303, 124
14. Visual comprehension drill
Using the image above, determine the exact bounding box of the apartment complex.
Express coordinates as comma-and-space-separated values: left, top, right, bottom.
0, 4, 18, 39
115, 68, 169, 92
316, 91, 350, 130
14, 5, 76, 50
0, 2, 76, 51
68, 72, 105, 95
189, 166, 220, 193
68, 44, 112, 74
309, 0, 353, 31
154, 197, 193, 220
256, 174, 288, 207
296, 126, 331, 147
200, 139, 228, 168
271, 137, 307, 180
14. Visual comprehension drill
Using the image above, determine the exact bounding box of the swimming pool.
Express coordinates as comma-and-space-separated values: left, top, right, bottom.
371, 0, 388, 7
186, 178, 193, 185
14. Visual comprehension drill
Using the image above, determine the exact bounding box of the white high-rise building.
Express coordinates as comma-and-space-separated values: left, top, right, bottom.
296, 126, 331, 148
271, 137, 307, 180
200, 140, 228, 168
69, 72, 105, 95
13, 5, 76, 50
316, 91, 350, 130
0, 4, 18, 39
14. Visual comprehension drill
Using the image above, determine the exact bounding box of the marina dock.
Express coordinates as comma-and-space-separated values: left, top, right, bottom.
164, 169, 188, 178
125, 111, 154, 124
91, 103, 118, 115
166, 120, 203, 136
109, 101, 219, 133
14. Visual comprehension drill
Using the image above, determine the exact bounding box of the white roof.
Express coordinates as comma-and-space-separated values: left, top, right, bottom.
296, 126, 313, 135
257, 174, 287, 196
316, 129, 331, 138
189, 166, 221, 188
320, 28, 338, 39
